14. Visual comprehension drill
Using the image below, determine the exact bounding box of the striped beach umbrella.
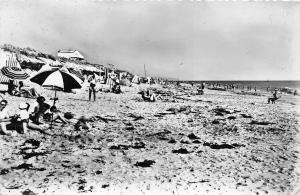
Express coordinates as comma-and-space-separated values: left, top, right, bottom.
30, 68, 82, 128
0, 74, 18, 85
68, 68, 84, 82
30, 69, 82, 90
1, 66, 30, 80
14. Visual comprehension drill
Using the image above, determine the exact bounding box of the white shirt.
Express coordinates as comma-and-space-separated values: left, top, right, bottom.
19, 110, 29, 120
29, 102, 39, 115
0, 107, 9, 119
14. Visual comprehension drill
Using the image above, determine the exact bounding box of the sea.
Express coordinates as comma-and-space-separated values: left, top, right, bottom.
188, 80, 300, 92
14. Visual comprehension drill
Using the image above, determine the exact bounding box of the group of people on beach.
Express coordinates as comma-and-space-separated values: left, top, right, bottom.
7, 80, 39, 98
0, 96, 63, 135
88, 74, 122, 101
0, 95, 89, 136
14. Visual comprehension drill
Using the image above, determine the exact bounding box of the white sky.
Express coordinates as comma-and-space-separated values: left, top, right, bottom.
0, 0, 299, 80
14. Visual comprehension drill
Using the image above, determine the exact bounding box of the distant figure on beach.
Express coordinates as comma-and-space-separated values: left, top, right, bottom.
112, 82, 122, 94
197, 83, 205, 95
294, 90, 298, 96
268, 90, 279, 104
139, 90, 157, 102
201, 82, 205, 90
89, 75, 96, 101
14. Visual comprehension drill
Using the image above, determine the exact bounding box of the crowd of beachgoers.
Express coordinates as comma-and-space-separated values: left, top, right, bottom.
0, 77, 299, 195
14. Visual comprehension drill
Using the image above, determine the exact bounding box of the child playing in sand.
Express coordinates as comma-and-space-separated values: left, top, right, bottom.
45, 106, 68, 124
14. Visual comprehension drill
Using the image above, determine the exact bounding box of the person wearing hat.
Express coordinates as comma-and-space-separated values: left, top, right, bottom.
16, 102, 46, 133
15, 102, 30, 134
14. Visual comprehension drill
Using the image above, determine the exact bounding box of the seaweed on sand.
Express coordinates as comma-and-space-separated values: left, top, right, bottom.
134, 160, 155, 167
203, 142, 245, 149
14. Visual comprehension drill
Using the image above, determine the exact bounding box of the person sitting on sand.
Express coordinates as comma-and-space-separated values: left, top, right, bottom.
139, 90, 157, 102
112, 82, 122, 94
14, 81, 39, 98
0, 100, 15, 135
268, 90, 280, 104
7, 80, 17, 95
33, 103, 59, 125
13, 102, 47, 134
30, 96, 46, 124
43, 105, 68, 124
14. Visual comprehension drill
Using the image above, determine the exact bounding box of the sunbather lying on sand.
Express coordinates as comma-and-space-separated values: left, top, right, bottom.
32, 103, 68, 126
43, 106, 68, 124
63, 112, 90, 131
14, 81, 39, 98
139, 90, 159, 102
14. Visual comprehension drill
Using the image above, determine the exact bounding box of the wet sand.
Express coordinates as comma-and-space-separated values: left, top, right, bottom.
0, 83, 299, 195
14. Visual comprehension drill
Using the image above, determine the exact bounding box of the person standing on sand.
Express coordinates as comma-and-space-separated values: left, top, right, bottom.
89, 75, 96, 101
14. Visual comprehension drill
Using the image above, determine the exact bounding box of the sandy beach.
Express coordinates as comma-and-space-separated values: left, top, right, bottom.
0, 83, 299, 195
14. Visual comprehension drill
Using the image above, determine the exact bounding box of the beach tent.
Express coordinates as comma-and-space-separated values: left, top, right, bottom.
0, 52, 30, 81
106, 77, 115, 88
0, 52, 22, 69
146, 77, 151, 84
131, 75, 140, 84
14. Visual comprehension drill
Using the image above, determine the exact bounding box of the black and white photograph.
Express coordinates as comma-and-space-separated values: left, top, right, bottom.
0, 0, 299, 194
